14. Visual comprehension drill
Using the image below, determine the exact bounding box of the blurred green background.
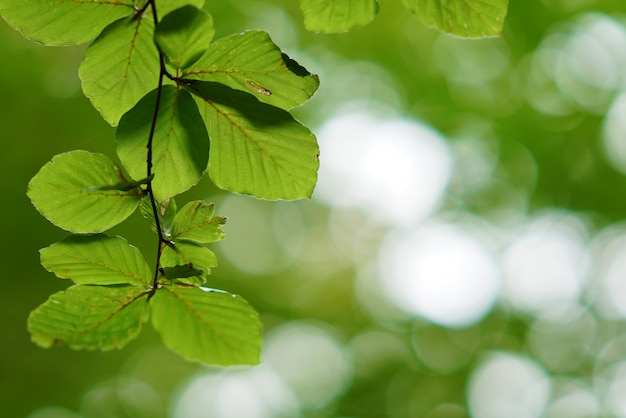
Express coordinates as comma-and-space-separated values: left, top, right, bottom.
4, 0, 626, 417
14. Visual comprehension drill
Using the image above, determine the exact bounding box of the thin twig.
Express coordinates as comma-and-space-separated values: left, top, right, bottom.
145, 0, 167, 294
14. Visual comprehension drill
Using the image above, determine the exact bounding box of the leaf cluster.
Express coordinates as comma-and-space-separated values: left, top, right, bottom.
0, 0, 510, 367
3, 0, 323, 366
298, 0, 509, 38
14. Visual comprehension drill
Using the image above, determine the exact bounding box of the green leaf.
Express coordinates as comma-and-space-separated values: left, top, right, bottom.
161, 240, 217, 284
79, 16, 160, 127
27, 151, 141, 233
157, 0, 205, 16
40, 234, 152, 286
183, 30, 319, 110
160, 264, 204, 280
151, 286, 262, 365
402, 0, 509, 38
88, 174, 154, 192
116, 86, 209, 201
140, 197, 177, 237
186, 81, 320, 200
28, 285, 149, 350
171, 200, 225, 243
299, 0, 379, 33
0, 0, 135, 45
154, 5, 214, 70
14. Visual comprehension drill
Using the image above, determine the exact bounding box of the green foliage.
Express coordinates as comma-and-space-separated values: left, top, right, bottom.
27, 151, 142, 233
151, 287, 261, 365
161, 240, 217, 284
402, 0, 509, 38
40, 234, 152, 286
298, 0, 508, 37
154, 5, 214, 69
116, 86, 210, 200
28, 284, 150, 350
190, 81, 320, 200
182, 30, 320, 109
79, 15, 160, 126
2, 0, 510, 367
0, 0, 135, 45
171, 200, 226, 243
299, 0, 380, 33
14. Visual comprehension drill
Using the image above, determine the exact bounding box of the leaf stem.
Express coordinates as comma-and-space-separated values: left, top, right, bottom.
146, 0, 167, 295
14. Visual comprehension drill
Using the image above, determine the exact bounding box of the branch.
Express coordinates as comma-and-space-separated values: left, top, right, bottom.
145, 0, 168, 294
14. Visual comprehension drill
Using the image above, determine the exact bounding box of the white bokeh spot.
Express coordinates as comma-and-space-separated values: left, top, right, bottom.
468, 353, 551, 418
377, 223, 500, 328
314, 108, 453, 227
502, 212, 588, 313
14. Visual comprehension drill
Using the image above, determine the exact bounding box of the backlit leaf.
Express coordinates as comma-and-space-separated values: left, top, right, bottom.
183, 30, 319, 110
0, 0, 135, 45
79, 15, 160, 126
171, 200, 226, 243
161, 240, 217, 284
155, 5, 214, 70
151, 286, 262, 365
186, 81, 319, 200
40, 234, 152, 286
27, 151, 141, 233
140, 197, 178, 237
28, 285, 149, 350
299, 0, 379, 33
116, 86, 209, 201
402, 0, 509, 38
157, 0, 205, 16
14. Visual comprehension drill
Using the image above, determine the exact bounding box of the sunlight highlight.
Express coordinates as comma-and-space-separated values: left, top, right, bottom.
546, 385, 599, 418
263, 322, 352, 409
526, 13, 626, 115
314, 108, 452, 227
603, 92, 626, 174
589, 224, 626, 319
173, 366, 299, 418
468, 353, 551, 418
377, 223, 500, 328
502, 212, 589, 313
172, 322, 352, 418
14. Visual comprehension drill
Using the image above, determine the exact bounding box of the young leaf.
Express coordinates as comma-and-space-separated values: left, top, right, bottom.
116, 86, 209, 201
40, 234, 152, 286
151, 286, 262, 365
186, 81, 320, 200
140, 197, 177, 237
161, 240, 218, 284
79, 15, 160, 127
299, 0, 379, 33
154, 5, 215, 70
183, 30, 319, 110
402, 0, 509, 38
27, 151, 141, 233
159, 198, 178, 237
171, 200, 226, 243
0, 0, 135, 45
28, 285, 149, 350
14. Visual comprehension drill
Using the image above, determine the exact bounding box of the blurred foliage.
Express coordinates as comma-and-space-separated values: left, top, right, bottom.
4, 0, 626, 417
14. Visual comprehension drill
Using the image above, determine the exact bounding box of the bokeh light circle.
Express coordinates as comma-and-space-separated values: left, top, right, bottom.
314, 108, 453, 227
468, 353, 551, 418
263, 322, 352, 409
377, 223, 500, 328
502, 212, 589, 314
